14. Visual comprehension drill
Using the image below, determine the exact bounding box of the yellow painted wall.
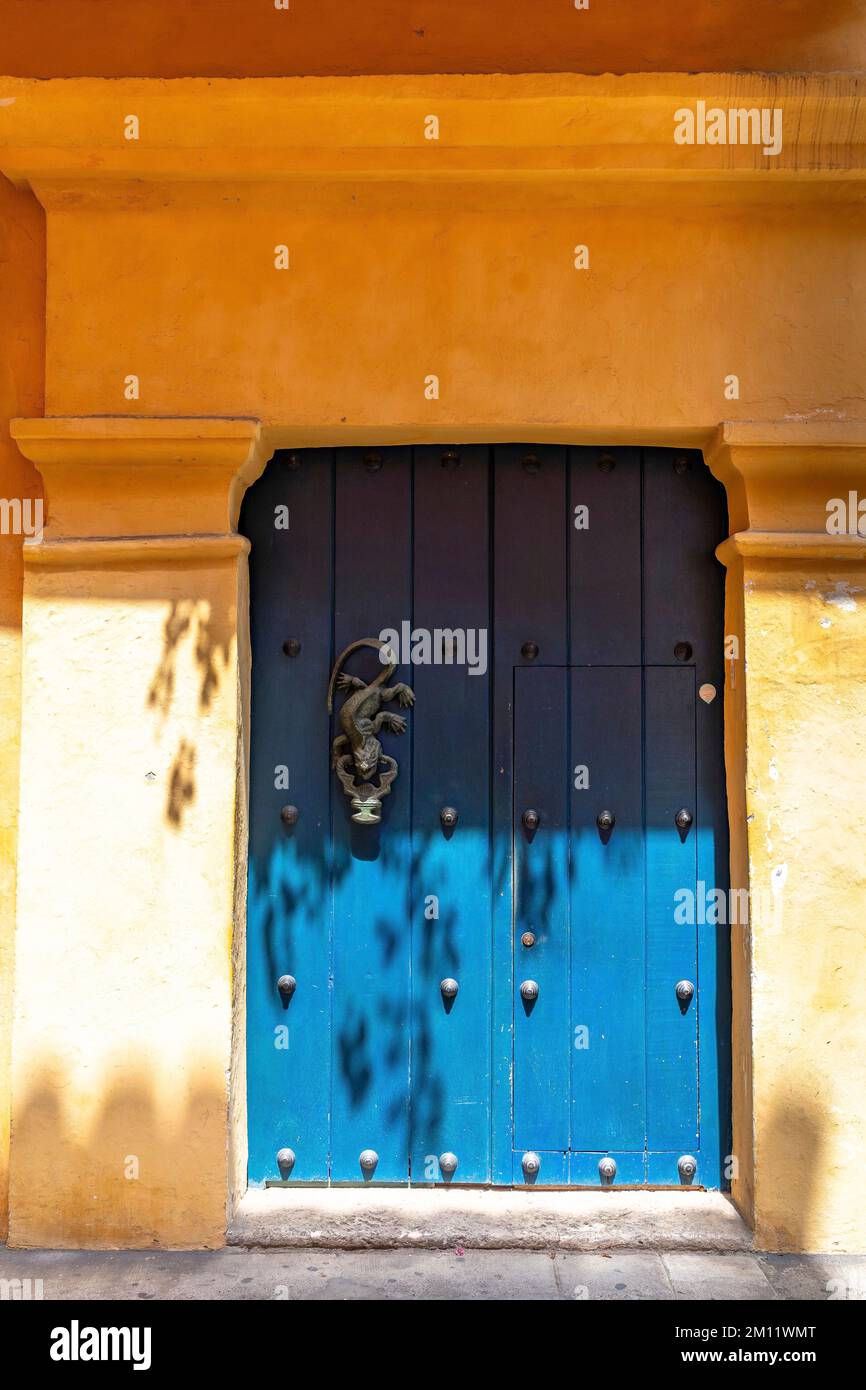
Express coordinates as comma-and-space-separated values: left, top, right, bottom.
10, 560, 245, 1246
742, 558, 866, 1252
6, 421, 264, 1248
0, 72, 864, 1250
709, 428, 866, 1253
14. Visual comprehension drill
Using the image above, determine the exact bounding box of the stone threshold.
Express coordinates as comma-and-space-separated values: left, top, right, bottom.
229, 1188, 753, 1252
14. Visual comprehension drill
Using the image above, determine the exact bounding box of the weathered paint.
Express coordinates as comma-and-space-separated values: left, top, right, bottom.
710, 426, 866, 1253
0, 62, 863, 1249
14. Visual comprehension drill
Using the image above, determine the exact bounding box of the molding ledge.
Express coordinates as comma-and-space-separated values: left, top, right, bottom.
10, 416, 268, 542
706, 420, 866, 534
0, 74, 863, 200
10, 415, 264, 468
717, 530, 866, 567
23, 533, 250, 568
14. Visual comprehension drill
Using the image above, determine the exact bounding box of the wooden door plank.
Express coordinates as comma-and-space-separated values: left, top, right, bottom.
410, 444, 492, 1184
492, 444, 568, 1181
329, 447, 413, 1182
569, 666, 645, 1152
569, 447, 642, 664
243, 449, 334, 1184
643, 447, 730, 1183
645, 665, 699, 1155
513, 665, 570, 1152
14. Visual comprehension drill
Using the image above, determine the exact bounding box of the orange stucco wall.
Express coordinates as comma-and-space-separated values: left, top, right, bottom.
0, 74, 857, 437
41, 193, 864, 435
0, 0, 862, 76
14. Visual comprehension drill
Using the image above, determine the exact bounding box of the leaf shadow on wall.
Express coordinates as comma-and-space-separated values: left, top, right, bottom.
148, 597, 235, 832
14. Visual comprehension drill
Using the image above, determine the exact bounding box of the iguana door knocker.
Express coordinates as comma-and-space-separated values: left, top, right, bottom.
327, 637, 415, 824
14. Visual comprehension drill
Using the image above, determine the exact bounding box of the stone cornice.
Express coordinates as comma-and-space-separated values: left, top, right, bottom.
10, 416, 268, 545
0, 74, 863, 198
707, 420, 866, 560
11, 416, 264, 467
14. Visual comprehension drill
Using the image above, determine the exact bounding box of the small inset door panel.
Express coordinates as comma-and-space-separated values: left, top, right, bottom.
514, 666, 698, 1174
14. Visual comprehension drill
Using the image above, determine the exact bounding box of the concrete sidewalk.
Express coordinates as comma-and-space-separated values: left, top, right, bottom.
1, 1246, 864, 1300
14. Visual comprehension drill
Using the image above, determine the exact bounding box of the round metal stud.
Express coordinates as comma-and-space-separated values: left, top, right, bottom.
675, 808, 694, 832
286, 452, 302, 471
280, 804, 300, 828
675, 979, 695, 1008
440, 978, 459, 1001
282, 638, 302, 657
440, 450, 461, 470
277, 974, 297, 1000
597, 454, 616, 473
363, 450, 383, 472
673, 641, 693, 662
521, 931, 537, 949
522, 808, 540, 832
359, 1149, 379, 1175
276, 1147, 296, 1177
522, 453, 542, 474
678, 1154, 698, 1185
599, 1156, 617, 1185
522, 1151, 541, 1178
439, 1152, 458, 1177
440, 806, 459, 829
521, 641, 539, 661
596, 809, 615, 833
673, 454, 690, 475
519, 979, 539, 1004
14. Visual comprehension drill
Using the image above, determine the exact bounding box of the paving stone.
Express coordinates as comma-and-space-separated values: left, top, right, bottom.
268, 1249, 561, 1301
756, 1254, 866, 1302
553, 1251, 675, 1300
662, 1251, 776, 1301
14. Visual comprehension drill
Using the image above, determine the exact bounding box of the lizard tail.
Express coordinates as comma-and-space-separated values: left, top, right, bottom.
327, 637, 397, 713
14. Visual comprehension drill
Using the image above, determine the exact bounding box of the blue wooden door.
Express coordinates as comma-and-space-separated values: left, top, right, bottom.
242, 446, 730, 1188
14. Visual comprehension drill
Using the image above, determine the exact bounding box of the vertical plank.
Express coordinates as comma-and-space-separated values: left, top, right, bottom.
570, 667, 645, 1154
569, 447, 642, 663
492, 444, 567, 1180
513, 666, 570, 1152
645, 665, 698, 1158
410, 445, 491, 1183
642, 449, 726, 674
643, 448, 730, 1184
242, 449, 333, 1183
330, 447, 412, 1182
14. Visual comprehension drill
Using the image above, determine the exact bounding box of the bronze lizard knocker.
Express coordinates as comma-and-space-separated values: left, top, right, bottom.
327, 637, 415, 825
